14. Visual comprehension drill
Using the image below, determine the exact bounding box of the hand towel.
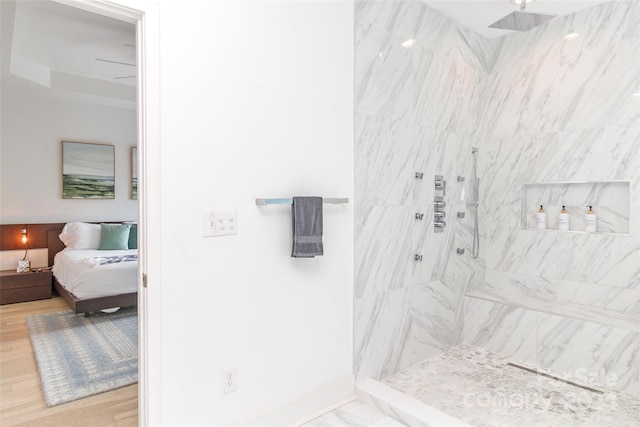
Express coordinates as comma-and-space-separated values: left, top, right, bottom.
291, 196, 323, 257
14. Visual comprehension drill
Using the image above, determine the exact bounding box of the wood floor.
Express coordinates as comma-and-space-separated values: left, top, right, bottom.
0, 296, 138, 426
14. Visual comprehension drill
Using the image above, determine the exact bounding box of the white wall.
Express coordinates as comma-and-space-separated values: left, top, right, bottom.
0, 74, 137, 224
156, 1, 354, 425
2, 0, 354, 424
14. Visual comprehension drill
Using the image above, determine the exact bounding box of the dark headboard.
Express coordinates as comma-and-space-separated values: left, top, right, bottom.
0, 223, 66, 251
1, 223, 66, 267
47, 229, 67, 267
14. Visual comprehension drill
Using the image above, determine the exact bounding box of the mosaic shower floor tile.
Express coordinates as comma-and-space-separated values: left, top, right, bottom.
381, 344, 640, 427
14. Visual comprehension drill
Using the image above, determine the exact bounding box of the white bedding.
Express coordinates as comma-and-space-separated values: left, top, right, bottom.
52, 248, 138, 299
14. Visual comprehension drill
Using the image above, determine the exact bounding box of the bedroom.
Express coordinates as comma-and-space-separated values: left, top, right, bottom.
0, 0, 139, 424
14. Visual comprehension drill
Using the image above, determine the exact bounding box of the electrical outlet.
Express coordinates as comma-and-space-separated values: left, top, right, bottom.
221, 366, 238, 394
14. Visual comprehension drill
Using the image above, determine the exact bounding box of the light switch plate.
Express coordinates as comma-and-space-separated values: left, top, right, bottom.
204, 210, 237, 237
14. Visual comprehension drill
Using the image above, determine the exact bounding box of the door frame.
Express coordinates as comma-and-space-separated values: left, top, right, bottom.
52, 0, 161, 424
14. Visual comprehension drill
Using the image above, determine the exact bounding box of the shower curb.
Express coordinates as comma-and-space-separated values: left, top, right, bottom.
356, 379, 472, 427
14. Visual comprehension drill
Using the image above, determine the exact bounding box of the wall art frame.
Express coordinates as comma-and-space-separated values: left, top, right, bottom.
62, 140, 115, 199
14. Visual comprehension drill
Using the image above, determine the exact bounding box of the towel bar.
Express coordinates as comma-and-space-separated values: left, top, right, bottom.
255, 197, 349, 206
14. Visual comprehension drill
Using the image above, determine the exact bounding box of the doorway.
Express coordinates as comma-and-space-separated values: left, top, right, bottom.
51, 0, 160, 424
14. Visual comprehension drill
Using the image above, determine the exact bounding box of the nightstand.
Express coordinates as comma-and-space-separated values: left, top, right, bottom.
0, 269, 52, 305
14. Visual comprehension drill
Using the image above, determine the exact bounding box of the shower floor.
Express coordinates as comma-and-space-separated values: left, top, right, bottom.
381, 344, 640, 427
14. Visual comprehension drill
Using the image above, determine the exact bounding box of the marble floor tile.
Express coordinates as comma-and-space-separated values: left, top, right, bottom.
301, 400, 406, 427
381, 344, 640, 427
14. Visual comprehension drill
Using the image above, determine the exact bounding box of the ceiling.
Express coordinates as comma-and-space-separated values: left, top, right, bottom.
422, 0, 611, 39
4, 0, 611, 104
3, 0, 136, 107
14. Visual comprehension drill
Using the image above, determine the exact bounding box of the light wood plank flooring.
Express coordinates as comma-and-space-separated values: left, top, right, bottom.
0, 296, 138, 426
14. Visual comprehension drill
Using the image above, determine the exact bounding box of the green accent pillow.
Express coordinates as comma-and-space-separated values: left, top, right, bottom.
128, 223, 138, 249
98, 223, 132, 250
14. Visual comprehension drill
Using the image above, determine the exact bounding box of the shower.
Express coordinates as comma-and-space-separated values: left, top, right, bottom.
468, 148, 480, 259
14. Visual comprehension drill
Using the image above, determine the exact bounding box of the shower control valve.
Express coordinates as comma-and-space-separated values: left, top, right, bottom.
435, 175, 446, 196
415, 213, 424, 220
414, 254, 423, 262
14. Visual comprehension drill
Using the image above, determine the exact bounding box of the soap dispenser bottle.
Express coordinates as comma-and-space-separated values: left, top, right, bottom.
536, 205, 547, 230
585, 206, 597, 232
558, 205, 570, 231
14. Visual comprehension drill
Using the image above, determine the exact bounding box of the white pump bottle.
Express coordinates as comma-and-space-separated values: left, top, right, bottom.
585, 206, 597, 232
536, 205, 546, 230
558, 205, 570, 231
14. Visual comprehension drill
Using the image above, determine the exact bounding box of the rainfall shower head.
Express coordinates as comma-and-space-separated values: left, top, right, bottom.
489, 0, 556, 32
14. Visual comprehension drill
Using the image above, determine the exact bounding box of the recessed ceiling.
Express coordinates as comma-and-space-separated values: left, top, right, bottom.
422, 0, 611, 39
3, 0, 136, 108
9, 0, 135, 85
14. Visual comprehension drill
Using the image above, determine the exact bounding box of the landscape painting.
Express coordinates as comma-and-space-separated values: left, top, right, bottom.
131, 147, 137, 200
62, 141, 115, 199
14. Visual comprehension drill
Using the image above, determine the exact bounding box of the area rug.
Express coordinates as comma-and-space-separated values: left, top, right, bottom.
26, 308, 138, 407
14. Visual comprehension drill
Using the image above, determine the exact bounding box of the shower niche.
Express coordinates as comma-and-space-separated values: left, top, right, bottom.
521, 180, 630, 234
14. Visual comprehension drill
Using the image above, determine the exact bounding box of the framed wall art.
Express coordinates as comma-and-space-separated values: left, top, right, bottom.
62, 141, 115, 199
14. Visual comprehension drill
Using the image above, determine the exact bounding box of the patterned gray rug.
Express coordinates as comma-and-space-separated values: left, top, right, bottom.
26, 308, 137, 407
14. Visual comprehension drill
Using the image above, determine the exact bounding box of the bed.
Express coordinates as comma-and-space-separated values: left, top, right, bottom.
48, 222, 138, 315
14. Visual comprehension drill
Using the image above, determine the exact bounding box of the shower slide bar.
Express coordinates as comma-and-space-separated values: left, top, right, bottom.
255, 197, 349, 206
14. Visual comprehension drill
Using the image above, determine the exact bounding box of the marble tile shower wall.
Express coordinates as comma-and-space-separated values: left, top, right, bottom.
355, 0, 640, 386
479, 0, 640, 304
354, 0, 489, 381
464, 1, 640, 395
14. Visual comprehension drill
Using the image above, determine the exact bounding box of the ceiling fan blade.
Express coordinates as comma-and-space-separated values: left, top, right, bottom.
95, 58, 136, 66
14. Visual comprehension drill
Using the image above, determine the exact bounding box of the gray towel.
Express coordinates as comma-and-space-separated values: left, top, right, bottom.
291, 196, 323, 257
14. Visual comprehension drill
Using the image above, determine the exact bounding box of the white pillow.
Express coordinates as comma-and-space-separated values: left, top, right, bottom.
59, 222, 101, 249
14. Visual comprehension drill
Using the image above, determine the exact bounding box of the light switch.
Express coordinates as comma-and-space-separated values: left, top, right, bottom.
203, 210, 237, 237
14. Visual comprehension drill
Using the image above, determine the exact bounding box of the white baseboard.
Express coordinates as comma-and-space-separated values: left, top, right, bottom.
239, 375, 355, 427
